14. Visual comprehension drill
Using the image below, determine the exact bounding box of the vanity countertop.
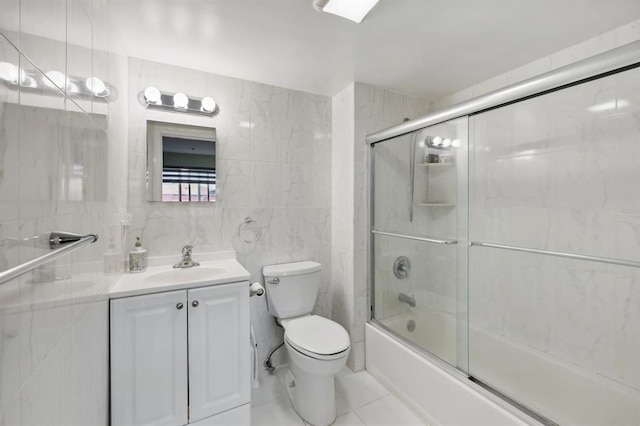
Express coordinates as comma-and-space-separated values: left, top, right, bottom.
109, 251, 251, 299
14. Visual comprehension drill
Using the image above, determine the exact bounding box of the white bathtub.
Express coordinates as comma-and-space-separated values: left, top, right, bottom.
382, 309, 457, 366
367, 311, 640, 425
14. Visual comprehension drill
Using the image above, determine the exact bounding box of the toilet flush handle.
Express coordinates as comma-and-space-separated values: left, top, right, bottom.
267, 277, 280, 285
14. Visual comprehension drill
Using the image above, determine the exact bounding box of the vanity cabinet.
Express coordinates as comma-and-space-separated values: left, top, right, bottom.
110, 281, 250, 426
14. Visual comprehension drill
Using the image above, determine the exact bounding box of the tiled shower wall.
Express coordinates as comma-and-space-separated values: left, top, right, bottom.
126, 58, 332, 368
0, 0, 128, 424
332, 82, 429, 370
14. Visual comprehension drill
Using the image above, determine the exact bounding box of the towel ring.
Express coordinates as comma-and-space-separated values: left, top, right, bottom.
238, 217, 262, 244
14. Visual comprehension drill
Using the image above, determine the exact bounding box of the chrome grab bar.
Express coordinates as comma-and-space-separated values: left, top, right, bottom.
0, 231, 99, 286
470, 241, 640, 269
371, 230, 457, 245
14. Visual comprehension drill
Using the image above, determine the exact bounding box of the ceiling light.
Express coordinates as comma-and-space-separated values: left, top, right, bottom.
144, 86, 161, 104
442, 138, 452, 147
173, 92, 189, 108
313, 0, 381, 23
201, 96, 217, 113
432, 136, 442, 146
85, 77, 106, 95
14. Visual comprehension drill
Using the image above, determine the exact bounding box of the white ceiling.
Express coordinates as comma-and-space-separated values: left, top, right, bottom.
112, 0, 640, 99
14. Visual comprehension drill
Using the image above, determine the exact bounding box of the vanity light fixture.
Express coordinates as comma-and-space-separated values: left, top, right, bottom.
139, 86, 220, 116
313, 0, 381, 23
0, 62, 115, 101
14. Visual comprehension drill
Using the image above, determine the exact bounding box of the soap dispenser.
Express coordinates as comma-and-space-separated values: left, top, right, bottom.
128, 236, 148, 273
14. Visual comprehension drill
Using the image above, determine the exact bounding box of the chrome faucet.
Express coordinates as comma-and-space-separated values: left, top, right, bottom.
173, 245, 200, 268
398, 293, 416, 308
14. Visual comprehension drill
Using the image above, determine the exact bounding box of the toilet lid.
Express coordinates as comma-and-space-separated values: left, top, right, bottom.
285, 315, 350, 356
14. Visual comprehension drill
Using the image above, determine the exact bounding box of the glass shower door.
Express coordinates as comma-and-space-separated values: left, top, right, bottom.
371, 117, 468, 369
468, 65, 640, 425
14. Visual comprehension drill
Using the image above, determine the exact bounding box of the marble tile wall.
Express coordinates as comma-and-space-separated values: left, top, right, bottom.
0, 0, 129, 424
126, 58, 332, 368
332, 82, 430, 370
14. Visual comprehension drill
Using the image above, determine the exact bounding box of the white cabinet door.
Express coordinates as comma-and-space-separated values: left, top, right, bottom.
111, 291, 188, 426
188, 282, 250, 422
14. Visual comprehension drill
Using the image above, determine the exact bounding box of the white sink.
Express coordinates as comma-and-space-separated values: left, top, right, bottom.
144, 266, 226, 285
110, 251, 252, 298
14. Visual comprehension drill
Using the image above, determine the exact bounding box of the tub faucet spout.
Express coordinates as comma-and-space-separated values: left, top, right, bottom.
398, 293, 416, 307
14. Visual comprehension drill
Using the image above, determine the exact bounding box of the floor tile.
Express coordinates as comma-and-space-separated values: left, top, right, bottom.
355, 395, 425, 426
336, 391, 351, 416
336, 365, 353, 377
335, 371, 390, 409
250, 395, 304, 426
333, 412, 366, 426
252, 371, 287, 407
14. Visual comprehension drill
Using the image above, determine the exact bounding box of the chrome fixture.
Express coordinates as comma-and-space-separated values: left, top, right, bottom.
470, 241, 640, 269
312, 0, 380, 23
139, 86, 219, 116
173, 245, 200, 268
0, 62, 115, 102
393, 256, 411, 279
238, 217, 263, 243
371, 230, 457, 245
264, 319, 285, 373
0, 231, 99, 286
49, 231, 98, 249
398, 293, 416, 308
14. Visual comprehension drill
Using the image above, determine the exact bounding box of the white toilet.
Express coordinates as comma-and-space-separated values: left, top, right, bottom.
263, 261, 350, 426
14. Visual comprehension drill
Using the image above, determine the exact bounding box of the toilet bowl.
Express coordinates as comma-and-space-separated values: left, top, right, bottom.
263, 261, 351, 426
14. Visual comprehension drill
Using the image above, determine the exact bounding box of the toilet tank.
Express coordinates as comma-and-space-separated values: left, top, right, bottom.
262, 261, 321, 319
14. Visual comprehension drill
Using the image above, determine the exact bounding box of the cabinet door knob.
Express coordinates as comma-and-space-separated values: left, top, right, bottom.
176, 303, 184, 310
192, 301, 199, 308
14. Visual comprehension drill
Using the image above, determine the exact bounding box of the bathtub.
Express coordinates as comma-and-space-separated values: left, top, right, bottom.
367, 310, 640, 425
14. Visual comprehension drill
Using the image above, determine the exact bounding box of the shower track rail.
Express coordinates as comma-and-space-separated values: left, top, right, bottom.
0, 231, 99, 286
366, 40, 640, 145
371, 230, 457, 245
470, 241, 640, 269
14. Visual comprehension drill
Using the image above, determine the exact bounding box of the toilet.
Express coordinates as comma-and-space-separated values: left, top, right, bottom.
263, 261, 350, 426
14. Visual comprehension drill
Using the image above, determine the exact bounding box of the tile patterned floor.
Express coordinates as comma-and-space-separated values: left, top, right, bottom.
250, 366, 427, 426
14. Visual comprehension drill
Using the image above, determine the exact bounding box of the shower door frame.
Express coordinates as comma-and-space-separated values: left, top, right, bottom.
366, 40, 640, 425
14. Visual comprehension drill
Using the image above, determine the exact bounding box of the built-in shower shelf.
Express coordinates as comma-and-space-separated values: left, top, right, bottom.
418, 162, 454, 167
418, 202, 455, 207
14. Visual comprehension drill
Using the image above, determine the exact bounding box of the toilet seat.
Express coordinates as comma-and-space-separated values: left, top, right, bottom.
284, 315, 350, 360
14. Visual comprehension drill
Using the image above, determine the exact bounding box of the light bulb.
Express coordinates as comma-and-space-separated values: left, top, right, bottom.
432, 136, 442, 146
442, 138, 452, 147
452, 139, 461, 148
85, 77, 106, 95
201, 96, 216, 112
418, 139, 426, 149
45, 70, 66, 89
0, 62, 18, 83
173, 92, 188, 108
144, 86, 161, 104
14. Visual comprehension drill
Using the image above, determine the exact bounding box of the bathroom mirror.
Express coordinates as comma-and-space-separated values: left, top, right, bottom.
146, 121, 216, 202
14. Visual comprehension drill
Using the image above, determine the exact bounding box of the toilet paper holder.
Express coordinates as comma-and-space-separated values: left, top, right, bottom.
250, 282, 265, 297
